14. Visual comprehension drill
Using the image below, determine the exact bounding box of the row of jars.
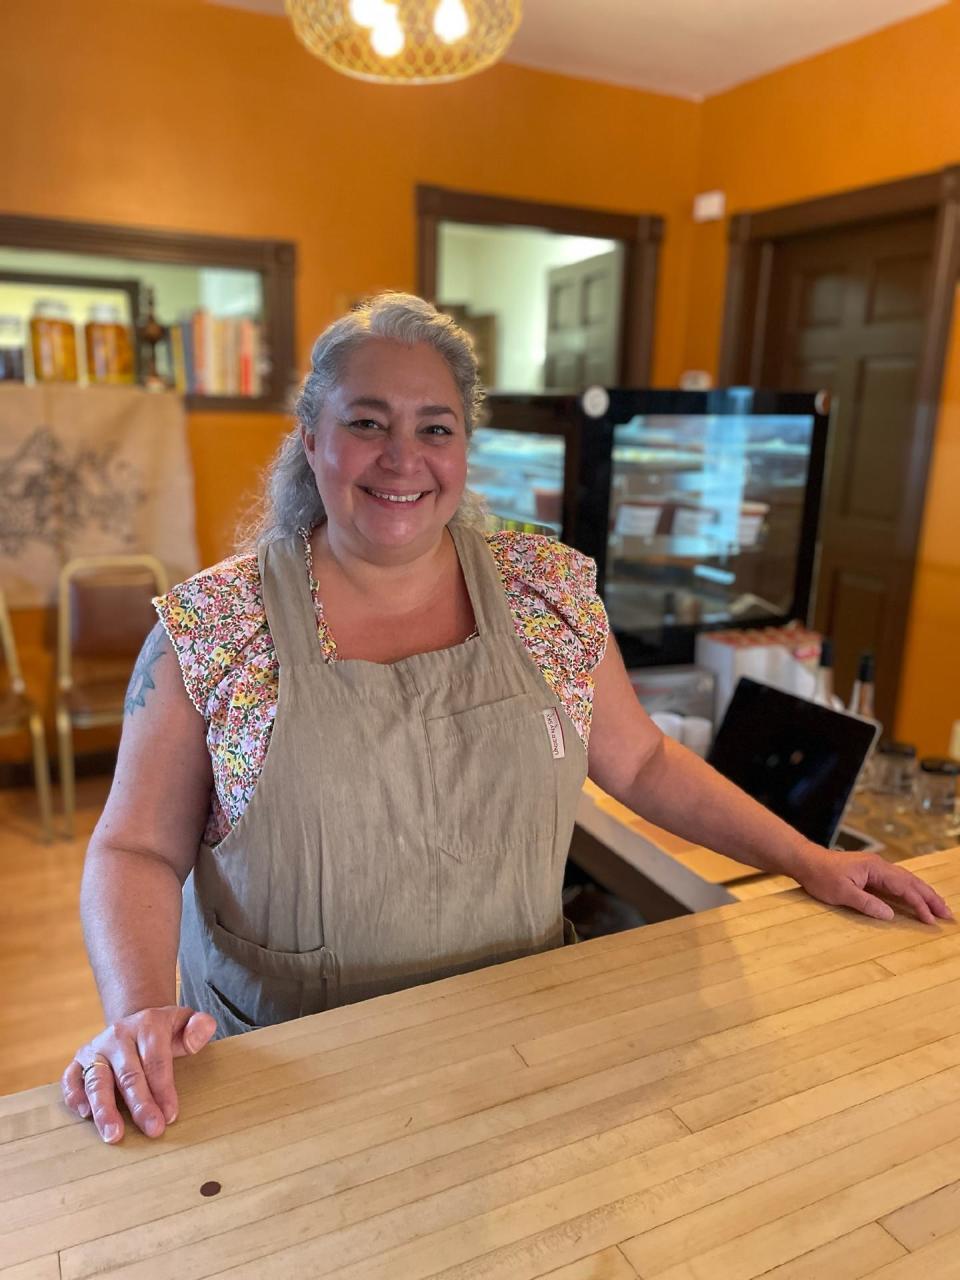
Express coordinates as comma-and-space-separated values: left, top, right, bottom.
871, 743, 957, 812
867, 742, 959, 839
852, 742, 960, 853
0, 301, 135, 386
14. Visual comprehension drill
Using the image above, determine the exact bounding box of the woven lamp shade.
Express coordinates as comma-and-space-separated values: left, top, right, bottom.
286, 0, 522, 85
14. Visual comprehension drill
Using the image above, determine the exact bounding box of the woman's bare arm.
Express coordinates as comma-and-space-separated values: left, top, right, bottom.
587, 634, 952, 924
81, 621, 213, 1015
64, 621, 219, 1142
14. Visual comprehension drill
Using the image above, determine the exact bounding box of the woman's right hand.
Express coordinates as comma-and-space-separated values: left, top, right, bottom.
61, 1006, 217, 1143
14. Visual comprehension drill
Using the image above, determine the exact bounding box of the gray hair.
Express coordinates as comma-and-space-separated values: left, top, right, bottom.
243, 292, 487, 548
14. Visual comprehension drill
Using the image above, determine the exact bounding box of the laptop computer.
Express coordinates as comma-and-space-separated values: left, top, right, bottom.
707, 677, 881, 850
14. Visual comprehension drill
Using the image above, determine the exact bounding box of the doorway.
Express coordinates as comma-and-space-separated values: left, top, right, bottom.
435, 222, 623, 392
719, 168, 960, 730
417, 185, 663, 392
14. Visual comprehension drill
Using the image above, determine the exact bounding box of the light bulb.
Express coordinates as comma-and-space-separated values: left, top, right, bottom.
371, 6, 404, 57
434, 0, 469, 43
349, 0, 387, 29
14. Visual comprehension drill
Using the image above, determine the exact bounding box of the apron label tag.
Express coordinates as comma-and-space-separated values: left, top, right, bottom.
542, 708, 565, 759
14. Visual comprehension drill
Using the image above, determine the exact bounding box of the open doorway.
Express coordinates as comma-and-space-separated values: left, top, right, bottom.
437, 222, 623, 392
417, 185, 663, 392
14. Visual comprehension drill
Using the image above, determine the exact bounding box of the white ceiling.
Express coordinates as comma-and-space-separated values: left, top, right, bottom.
208, 0, 949, 99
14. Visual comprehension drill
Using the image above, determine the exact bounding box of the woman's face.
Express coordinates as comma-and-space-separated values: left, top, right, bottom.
303, 337, 469, 559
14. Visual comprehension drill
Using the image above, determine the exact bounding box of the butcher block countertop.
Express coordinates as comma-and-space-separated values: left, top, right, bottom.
3, 850, 960, 1280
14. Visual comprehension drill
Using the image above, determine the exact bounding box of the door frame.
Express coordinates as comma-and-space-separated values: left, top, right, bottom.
416, 185, 664, 385
718, 167, 960, 723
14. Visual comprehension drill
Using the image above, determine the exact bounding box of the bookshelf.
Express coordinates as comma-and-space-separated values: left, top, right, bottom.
0, 214, 296, 413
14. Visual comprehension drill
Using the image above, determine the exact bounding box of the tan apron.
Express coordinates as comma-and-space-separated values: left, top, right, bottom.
178, 521, 588, 1038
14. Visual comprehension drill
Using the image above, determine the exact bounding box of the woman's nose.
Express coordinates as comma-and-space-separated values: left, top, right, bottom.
379, 433, 421, 471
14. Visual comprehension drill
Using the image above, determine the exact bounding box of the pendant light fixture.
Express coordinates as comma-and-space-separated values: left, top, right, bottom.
286, 0, 523, 85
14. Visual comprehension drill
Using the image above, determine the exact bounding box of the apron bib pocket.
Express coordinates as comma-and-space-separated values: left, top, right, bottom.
426, 693, 559, 862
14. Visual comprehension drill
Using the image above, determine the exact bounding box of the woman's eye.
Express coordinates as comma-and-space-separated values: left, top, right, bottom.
350, 419, 384, 431
424, 424, 453, 437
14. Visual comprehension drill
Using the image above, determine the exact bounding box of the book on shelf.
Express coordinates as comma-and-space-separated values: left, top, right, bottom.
210, 315, 223, 396
191, 309, 207, 395
169, 310, 265, 397
169, 324, 187, 394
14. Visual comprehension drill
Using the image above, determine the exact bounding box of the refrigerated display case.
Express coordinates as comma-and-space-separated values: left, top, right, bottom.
468, 395, 581, 537
467, 427, 565, 535
478, 388, 829, 667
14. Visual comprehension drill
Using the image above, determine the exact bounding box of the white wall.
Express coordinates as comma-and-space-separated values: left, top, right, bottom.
0, 249, 262, 324
200, 268, 262, 317
438, 223, 619, 392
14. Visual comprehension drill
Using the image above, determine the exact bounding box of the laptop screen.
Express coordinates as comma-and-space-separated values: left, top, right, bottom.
706, 677, 880, 848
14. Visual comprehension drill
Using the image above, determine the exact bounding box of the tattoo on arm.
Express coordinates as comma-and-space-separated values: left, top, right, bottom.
124, 624, 168, 716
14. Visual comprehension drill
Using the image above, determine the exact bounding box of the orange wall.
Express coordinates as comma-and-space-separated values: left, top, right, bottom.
687, 2, 960, 752
0, 0, 700, 757
4, 0, 960, 757
3, 0, 700, 568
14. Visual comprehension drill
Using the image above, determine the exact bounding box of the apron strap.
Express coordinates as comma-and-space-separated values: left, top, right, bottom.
449, 520, 518, 638
258, 535, 324, 667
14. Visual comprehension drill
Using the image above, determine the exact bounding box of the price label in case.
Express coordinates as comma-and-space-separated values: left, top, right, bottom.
615, 503, 661, 537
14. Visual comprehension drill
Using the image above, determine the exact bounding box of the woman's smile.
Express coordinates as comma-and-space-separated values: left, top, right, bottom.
359, 485, 432, 506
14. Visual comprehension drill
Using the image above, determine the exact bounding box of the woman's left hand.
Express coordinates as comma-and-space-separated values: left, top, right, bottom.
797, 848, 955, 924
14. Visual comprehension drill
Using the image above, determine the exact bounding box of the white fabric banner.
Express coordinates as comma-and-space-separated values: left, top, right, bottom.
0, 384, 200, 607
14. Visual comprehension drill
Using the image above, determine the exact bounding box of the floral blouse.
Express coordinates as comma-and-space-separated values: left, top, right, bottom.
154, 530, 609, 847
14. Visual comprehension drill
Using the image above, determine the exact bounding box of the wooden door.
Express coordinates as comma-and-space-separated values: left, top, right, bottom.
759, 213, 936, 727
544, 248, 624, 390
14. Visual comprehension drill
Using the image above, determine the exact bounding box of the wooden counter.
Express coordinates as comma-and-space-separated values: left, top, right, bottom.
3, 849, 960, 1279
575, 781, 960, 914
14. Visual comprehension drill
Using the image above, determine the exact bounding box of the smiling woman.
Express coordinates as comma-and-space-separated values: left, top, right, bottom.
297, 337, 481, 660
256, 293, 485, 546
303, 339, 469, 560
63, 291, 951, 1148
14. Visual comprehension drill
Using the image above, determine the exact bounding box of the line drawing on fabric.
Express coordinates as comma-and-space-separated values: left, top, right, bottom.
0, 426, 147, 556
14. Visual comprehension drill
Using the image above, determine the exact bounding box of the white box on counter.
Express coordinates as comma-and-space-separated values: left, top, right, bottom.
695, 623, 821, 722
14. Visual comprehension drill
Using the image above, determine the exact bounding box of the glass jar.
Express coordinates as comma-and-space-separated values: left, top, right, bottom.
875, 740, 917, 799
30, 300, 78, 383
915, 757, 959, 818
874, 740, 917, 838
0, 315, 26, 382
84, 304, 135, 386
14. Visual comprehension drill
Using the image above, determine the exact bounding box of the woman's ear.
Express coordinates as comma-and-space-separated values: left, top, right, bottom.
300, 425, 316, 459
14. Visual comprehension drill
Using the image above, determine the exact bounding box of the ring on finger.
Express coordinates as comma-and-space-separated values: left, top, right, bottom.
81, 1054, 110, 1083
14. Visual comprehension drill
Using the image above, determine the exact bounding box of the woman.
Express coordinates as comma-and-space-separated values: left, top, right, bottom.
63, 292, 951, 1145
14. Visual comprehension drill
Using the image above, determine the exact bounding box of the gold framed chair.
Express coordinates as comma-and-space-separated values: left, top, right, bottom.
56, 555, 169, 836
0, 587, 53, 842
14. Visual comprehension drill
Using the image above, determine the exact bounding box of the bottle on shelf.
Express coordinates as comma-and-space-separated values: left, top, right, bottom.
30, 299, 78, 383
84, 304, 135, 386
848, 651, 877, 720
